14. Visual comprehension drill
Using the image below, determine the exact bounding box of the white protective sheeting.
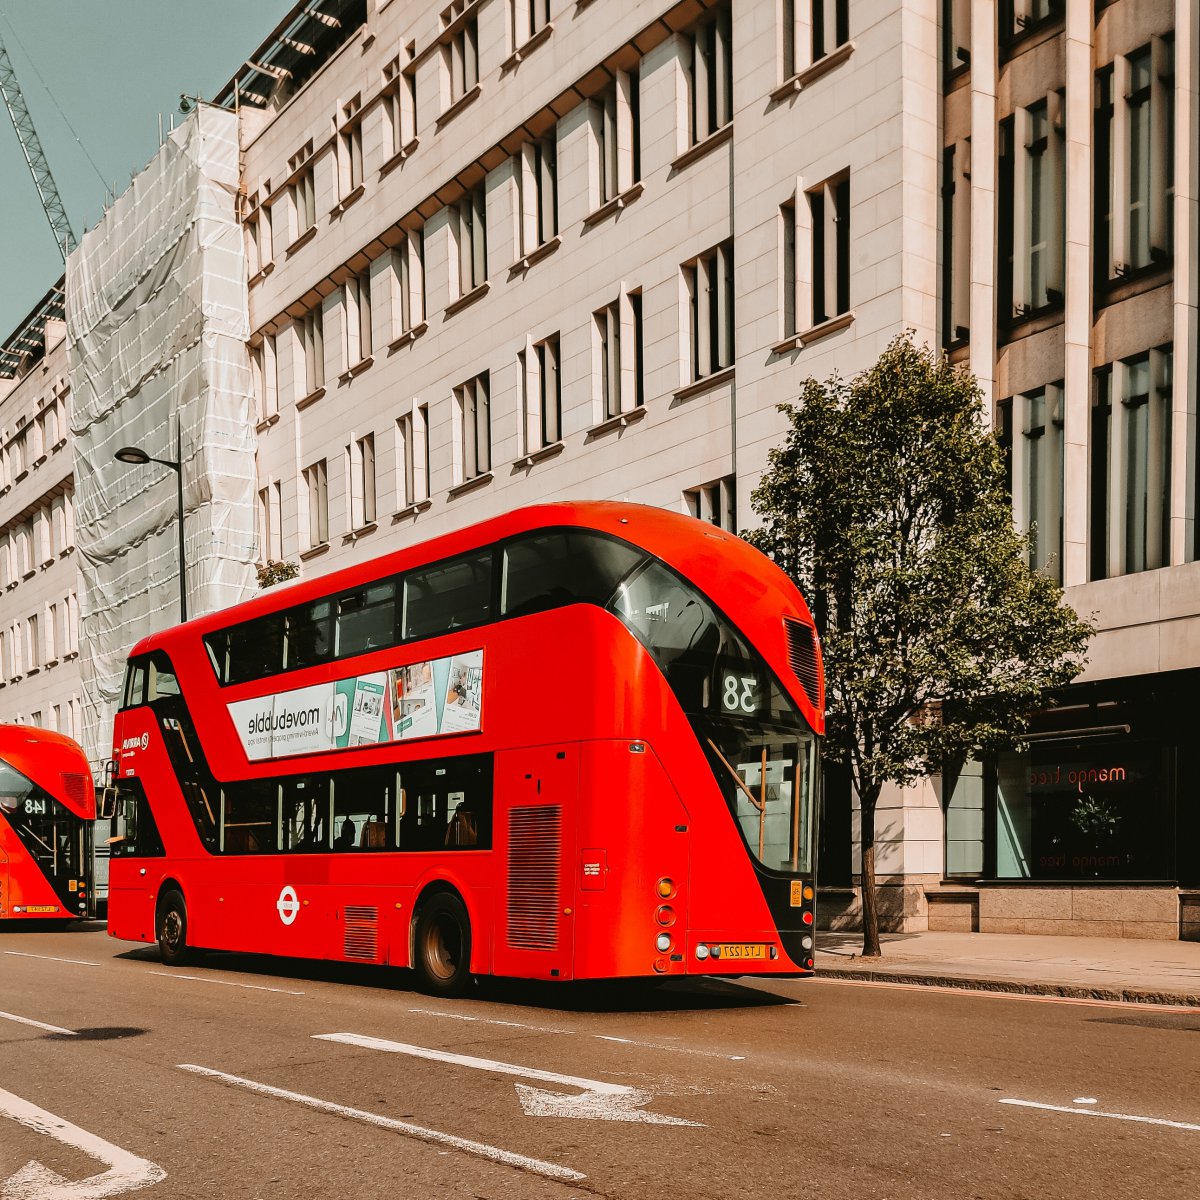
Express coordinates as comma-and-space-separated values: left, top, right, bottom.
67, 106, 257, 764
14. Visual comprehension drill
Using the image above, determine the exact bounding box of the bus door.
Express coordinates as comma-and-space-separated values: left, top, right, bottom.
493, 744, 578, 981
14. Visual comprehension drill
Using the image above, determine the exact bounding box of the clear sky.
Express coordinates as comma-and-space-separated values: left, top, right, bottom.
0, 0, 294, 339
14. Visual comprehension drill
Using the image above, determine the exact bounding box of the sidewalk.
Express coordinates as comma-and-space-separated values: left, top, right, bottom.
815, 929, 1200, 1006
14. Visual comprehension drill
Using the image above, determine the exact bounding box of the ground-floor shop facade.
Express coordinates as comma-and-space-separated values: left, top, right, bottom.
819, 667, 1200, 940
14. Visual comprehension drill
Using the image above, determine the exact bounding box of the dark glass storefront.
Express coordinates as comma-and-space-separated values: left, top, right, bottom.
945, 668, 1200, 886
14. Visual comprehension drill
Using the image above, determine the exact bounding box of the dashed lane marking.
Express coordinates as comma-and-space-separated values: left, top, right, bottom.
1000, 1098, 1200, 1132
147, 972, 304, 995
177, 1064, 585, 1184
3, 951, 99, 968
0, 1010, 75, 1036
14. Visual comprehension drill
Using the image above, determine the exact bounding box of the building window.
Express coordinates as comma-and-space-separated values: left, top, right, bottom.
592, 72, 640, 209
339, 97, 364, 195
397, 404, 430, 508
442, 4, 479, 106
303, 459, 329, 548
999, 95, 1064, 321
1096, 37, 1174, 284
455, 373, 491, 482
1091, 348, 1172, 580
684, 240, 734, 381
685, 475, 736, 531
27, 614, 39, 670
290, 150, 316, 241
810, 0, 849, 62
943, 0, 970, 74
252, 334, 278, 422
349, 433, 376, 528
1000, 0, 1063, 46
389, 230, 426, 338
258, 482, 282, 562
594, 292, 643, 420
1008, 384, 1065, 581
781, 198, 798, 338
383, 53, 418, 156
688, 5, 732, 145
511, 0, 550, 49
519, 332, 561, 455
345, 269, 373, 364
516, 132, 557, 255
942, 141, 971, 346
810, 175, 850, 325
453, 185, 487, 298
300, 308, 325, 395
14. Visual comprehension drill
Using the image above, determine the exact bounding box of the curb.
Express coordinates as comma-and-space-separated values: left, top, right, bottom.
814, 965, 1200, 1008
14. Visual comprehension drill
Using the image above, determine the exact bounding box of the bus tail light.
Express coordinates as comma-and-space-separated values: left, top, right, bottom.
654, 905, 675, 927
802, 911, 814, 925
653, 958, 668, 973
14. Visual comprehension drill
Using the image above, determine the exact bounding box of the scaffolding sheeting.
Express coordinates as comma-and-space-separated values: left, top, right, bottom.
67, 105, 257, 764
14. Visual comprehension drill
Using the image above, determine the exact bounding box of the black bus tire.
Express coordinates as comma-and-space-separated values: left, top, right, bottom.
157, 889, 191, 966
413, 891, 472, 997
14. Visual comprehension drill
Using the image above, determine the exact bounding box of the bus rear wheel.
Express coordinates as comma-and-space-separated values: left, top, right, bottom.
156, 889, 191, 967
413, 892, 471, 997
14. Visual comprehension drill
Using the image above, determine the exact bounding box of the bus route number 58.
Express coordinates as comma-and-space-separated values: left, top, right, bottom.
722, 674, 759, 715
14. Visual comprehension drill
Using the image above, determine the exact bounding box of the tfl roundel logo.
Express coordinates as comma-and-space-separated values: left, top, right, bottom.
276, 885, 300, 926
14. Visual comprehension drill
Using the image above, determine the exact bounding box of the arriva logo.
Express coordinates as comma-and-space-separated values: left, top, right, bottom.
121, 733, 150, 752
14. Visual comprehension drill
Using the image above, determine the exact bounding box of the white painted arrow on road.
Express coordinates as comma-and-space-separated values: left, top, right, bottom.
0, 1087, 165, 1200
315, 1032, 703, 1126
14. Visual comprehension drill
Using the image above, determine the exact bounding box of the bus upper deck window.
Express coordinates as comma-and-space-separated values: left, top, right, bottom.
148, 657, 181, 702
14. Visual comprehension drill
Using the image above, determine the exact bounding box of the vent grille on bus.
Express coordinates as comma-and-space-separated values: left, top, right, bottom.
61, 773, 87, 809
784, 618, 822, 708
506, 806, 561, 951
343, 906, 379, 960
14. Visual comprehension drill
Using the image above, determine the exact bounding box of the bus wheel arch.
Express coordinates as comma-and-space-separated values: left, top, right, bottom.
411, 884, 473, 997
155, 880, 191, 967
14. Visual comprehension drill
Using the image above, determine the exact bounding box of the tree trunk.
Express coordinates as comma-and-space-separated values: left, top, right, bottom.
859, 784, 882, 957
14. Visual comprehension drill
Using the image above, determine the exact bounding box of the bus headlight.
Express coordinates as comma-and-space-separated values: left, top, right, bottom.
695, 944, 710, 960
656, 933, 671, 952
801, 935, 813, 950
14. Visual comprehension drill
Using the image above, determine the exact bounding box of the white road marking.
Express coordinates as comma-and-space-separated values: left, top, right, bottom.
147, 972, 303, 996
0, 1086, 165, 1199
177, 1064, 584, 1184
1000, 1098, 1200, 1132
3, 952, 99, 969
408, 1008, 748, 1062
0, 1011, 75, 1036
315, 1032, 702, 1126
1073, 1097, 1098, 1105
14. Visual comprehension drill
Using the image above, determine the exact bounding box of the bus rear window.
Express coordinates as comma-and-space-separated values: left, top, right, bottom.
404, 552, 492, 640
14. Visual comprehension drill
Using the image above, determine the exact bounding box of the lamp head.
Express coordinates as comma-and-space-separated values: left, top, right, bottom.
114, 446, 151, 466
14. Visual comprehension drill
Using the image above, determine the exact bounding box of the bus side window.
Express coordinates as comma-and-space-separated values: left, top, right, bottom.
220, 781, 277, 854
121, 661, 148, 710
108, 780, 165, 858
148, 657, 181, 702
404, 552, 493, 640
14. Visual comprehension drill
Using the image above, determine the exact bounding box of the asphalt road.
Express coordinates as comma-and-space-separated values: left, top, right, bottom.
2, 922, 1198, 1200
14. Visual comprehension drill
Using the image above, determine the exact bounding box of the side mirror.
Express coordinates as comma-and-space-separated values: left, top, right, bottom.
98, 786, 116, 820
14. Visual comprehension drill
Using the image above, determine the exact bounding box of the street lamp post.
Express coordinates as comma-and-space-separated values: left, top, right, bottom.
114, 414, 187, 623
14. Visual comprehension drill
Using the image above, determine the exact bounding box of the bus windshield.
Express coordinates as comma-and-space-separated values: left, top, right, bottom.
609, 558, 816, 876
0, 758, 89, 891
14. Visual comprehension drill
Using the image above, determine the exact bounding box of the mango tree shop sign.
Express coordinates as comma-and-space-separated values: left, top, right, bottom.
1029, 764, 1129, 793
229, 650, 483, 762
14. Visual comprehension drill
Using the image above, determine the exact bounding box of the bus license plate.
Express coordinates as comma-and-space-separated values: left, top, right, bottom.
718, 943, 766, 959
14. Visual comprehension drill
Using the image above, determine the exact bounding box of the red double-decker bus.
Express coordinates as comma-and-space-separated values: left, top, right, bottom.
106, 502, 823, 994
0, 726, 95, 923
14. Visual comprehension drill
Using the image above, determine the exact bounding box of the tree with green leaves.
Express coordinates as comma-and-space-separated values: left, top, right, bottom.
257, 559, 300, 589
748, 335, 1093, 957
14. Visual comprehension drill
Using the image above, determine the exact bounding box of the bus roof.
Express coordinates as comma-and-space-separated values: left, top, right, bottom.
129, 500, 817, 655
0, 724, 96, 818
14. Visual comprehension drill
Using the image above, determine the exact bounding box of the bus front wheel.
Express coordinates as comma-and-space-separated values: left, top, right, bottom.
156, 889, 191, 967
413, 892, 472, 997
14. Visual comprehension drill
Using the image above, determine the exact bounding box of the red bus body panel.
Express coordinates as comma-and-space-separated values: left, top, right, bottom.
0, 725, 95, 922
108, 502, 822, 980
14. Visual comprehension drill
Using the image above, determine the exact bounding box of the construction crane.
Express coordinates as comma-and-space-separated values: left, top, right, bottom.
0, 27, 77, 260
